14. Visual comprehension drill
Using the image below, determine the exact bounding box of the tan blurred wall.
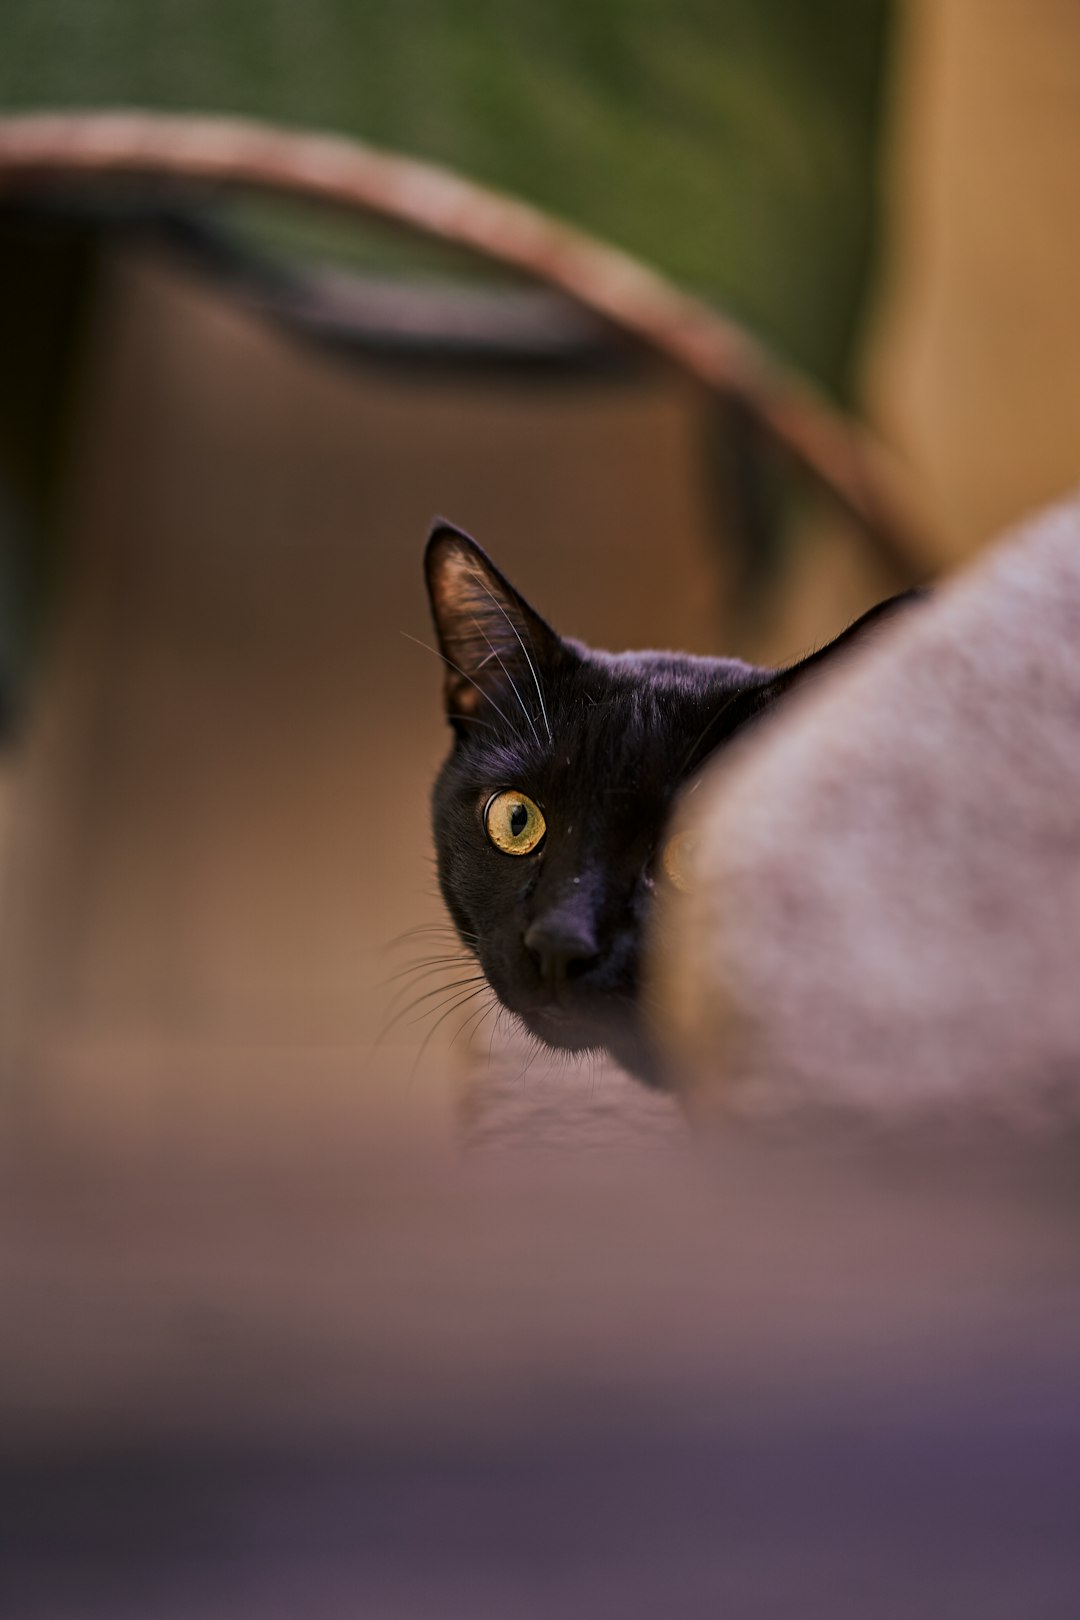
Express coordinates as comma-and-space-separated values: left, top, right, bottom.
864, 0, 1080, 562
0, 248, 730, 1155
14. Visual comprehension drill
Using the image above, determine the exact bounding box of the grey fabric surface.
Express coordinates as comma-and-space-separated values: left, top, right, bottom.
658, 494, 1080, 1121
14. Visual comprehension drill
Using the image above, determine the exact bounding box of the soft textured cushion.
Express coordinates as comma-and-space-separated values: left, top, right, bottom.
656, 495, 1080, 1124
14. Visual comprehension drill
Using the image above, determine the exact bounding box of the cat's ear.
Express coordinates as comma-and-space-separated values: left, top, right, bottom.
424, 521, 564, 732
779, 588, 926, 692
758, 588, 926, 709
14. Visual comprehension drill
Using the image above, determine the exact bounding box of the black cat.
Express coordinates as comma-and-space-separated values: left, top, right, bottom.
425, 521, 917, 1086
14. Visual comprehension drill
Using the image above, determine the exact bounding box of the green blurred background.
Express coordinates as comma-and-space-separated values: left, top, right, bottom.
0, 0, 892, 394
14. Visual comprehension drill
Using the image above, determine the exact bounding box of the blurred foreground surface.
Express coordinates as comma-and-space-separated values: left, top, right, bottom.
4, 1129, 1080, 1617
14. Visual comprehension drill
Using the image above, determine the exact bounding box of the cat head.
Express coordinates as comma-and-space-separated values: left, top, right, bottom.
425, 520, 916, 1085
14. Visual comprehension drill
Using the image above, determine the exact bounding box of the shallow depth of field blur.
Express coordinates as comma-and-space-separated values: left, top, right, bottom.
3, 5, 1080, 1615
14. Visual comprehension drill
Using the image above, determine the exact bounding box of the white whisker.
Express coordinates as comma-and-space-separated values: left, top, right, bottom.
469, 569, 553, 743
469, 613, 541, 750
400, 630, 514, 731
411, 983, 493, 1076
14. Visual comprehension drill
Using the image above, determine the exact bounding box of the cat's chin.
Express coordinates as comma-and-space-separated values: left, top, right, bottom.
523, 1006, 597, 1054
521, 1007, 666, 1089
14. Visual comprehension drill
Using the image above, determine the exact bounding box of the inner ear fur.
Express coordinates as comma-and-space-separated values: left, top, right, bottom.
424, 521, 564, 727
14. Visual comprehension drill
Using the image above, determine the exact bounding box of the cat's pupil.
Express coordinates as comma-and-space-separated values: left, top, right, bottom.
510, 802, 528, 837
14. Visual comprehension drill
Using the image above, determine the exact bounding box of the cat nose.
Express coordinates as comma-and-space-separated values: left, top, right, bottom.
523, 916, 600, 990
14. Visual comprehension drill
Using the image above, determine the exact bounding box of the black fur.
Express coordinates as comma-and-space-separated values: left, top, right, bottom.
425, 521, 918, 1086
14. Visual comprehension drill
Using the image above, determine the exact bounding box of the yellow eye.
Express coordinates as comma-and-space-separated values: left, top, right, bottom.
661, 828, 698, 892
484, 790, 546, 856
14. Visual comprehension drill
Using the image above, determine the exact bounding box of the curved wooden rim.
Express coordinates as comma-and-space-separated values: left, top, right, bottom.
0, 110, 931, 575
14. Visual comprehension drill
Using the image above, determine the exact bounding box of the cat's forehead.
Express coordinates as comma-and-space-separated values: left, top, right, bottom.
570, 647, 761, 740
457, 646, 761, 795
